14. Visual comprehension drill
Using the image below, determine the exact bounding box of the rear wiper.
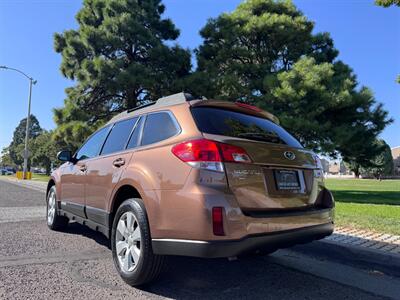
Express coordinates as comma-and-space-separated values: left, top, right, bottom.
237, 132, 283, 144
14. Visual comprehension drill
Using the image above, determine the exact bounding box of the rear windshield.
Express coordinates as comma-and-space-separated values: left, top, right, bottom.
191, 107, 303, 148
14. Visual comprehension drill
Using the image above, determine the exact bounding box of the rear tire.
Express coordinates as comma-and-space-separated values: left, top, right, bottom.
111, 198, 166, 286
46, 186, 68, 231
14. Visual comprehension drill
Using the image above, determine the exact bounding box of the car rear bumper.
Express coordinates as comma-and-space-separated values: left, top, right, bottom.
152, 222, 334, 258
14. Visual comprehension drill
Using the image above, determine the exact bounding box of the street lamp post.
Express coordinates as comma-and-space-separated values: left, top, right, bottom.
0, 66, 37, 179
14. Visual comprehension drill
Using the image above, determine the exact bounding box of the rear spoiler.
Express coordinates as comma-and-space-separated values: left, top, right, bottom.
189, 99, 280, 125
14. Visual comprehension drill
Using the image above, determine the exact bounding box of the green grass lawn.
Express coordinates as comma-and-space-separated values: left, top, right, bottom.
0, 173, 49, 182
31, 173, 50, 182
326, 179, 400, 205
325, 179, 400, 235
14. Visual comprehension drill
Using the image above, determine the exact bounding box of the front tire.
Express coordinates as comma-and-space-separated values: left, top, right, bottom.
46, 186, 68, 230
111, 198, 166, 286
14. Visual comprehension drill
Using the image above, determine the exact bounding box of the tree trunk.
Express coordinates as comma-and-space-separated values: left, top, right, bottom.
45, 164, 51, 176
353, 169, 360, 178
126, 90, 138, 109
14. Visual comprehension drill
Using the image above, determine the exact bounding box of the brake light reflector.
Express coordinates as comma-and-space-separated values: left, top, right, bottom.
219, 143, 252, 163
171, 139, 252, 172
313, 154, 323, 170
312, 153, 324, 178
212, 207, 225, 236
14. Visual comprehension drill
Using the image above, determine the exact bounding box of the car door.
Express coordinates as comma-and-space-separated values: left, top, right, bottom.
59, 126, 110, 218
84, 116, 142, 226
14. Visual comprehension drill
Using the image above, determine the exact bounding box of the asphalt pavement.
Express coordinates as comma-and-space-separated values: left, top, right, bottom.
0, 179, 399, 300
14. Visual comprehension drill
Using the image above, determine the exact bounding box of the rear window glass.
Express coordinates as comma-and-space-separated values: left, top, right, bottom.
127, 116, 145, 149
141, 112, 179, 146
191, 107, 302, 148
101, 117, 138, 155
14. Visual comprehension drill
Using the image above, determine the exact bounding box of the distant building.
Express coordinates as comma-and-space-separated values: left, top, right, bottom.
328, 160, 351, 175
329, 162, 340, 175
392, 146, 400, 175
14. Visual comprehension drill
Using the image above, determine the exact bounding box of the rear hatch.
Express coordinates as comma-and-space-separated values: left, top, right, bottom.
190, 103, 318, 211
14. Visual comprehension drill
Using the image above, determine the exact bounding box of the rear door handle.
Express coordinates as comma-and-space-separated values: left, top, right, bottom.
113, 158, 125, 167
79, 165, 87, 172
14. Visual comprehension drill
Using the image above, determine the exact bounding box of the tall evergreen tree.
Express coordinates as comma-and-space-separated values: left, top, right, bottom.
269, 58, 391, 158
8, 115, 42, 168
193, 0, 338, 101
375, 0, 400, 7
193, 0, 392, 170
360, 139, 394, 178
54, 0, 191, 148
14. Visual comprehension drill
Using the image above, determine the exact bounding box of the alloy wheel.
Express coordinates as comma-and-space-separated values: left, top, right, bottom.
115, 211, 142, 272
47, 191, 56, 225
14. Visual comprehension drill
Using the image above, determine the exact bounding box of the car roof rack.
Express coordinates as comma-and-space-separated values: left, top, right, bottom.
126, 92, 197, 113
108, 92, 202, 124
127, 101, 156, 113
155, 92, 196, 106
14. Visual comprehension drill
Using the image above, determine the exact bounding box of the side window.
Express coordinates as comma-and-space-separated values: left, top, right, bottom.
127, 116, 145, 149
101, 117, 138, 155
141, 112, 179, 146
75, 126, 110, 161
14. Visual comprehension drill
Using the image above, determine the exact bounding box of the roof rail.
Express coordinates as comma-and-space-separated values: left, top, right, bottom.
127, 101, 156, 113
127, 92, 197, 113
156, 92, 196, 105
108, 92, 201, 125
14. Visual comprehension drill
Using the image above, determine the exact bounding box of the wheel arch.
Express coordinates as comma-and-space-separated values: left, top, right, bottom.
46, 178, 56, 197
108, 184, 143, 235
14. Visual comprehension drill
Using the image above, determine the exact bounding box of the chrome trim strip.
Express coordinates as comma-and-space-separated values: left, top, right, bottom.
152, 238, 209, 244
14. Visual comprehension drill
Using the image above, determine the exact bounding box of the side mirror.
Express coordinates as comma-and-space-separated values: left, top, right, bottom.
57, 150, 73, 162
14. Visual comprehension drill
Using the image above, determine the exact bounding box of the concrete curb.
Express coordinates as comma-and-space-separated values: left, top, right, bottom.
313, 238, 400, 276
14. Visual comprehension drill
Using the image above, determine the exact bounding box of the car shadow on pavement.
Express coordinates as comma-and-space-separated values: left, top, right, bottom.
140, 255, 368, 300
58, 223, 378, 299
63, 222, 111, 249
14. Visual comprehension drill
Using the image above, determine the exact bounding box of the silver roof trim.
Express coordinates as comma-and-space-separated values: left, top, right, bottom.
107, 92, 194, 125
156, 92, 194, 106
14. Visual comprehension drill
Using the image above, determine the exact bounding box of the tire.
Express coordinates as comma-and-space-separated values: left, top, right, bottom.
111, 198, 166, 286
46, 185, 69, 231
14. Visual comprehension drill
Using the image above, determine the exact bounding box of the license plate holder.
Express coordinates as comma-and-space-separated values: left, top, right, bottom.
274, 169, 300, 191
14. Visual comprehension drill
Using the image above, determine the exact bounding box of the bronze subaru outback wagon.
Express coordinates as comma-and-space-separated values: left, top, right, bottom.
47, 92, 334, 286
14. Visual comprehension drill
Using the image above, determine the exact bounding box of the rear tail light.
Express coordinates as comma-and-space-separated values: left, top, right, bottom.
313, 154, 324, 178
313, 154, 323, 169
219, 143, 252, 163
171, 139, 252, 172
212, 207, 225, 236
